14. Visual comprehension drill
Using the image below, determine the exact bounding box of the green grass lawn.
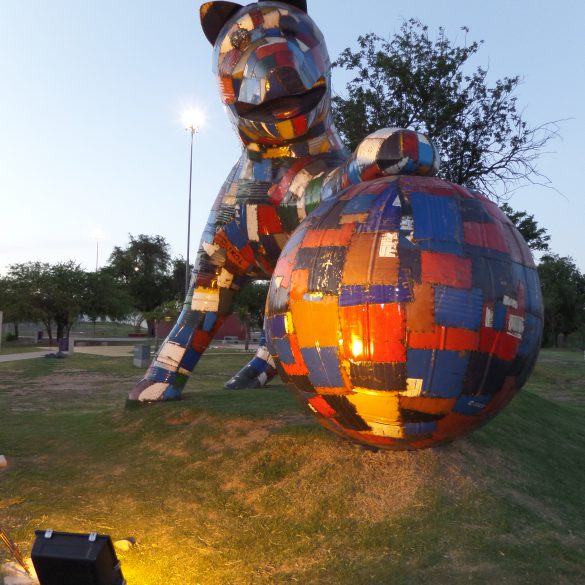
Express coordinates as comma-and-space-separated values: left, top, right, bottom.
0, 349, 584, 584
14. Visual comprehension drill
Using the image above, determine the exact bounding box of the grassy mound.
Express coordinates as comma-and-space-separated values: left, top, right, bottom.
1, 349, 583, 584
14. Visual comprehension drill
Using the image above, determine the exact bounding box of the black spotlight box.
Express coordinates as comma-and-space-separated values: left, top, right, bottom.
31, 530, 126, 585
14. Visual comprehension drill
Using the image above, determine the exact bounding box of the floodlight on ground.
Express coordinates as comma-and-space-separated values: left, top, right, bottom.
31, 530, 126, 585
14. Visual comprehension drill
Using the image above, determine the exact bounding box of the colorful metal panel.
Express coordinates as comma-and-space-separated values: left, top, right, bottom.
265, 176, 543, 450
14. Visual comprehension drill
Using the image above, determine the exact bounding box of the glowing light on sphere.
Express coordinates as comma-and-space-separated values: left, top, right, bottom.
265, 175, 543, 450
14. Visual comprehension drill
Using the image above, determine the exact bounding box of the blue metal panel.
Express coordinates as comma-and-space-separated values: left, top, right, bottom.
271, 337, 295, 364
493, 303, 507, 331
339, 285, 367, 307
418, 141, 434, 167
430, 350, 469, 397
435, 286, 483, 330
148, 366, 177, 384
411, 192, 463, 242
407, 349, 469, 398
453, 394, 492, 416
268, 314, 287, 338
223, 220, 248, 250
404, 421, 437, 435
202, 312, 218, 332
181, 348, 202, 372
300, 346, 344, 387
343, 194, 379, 214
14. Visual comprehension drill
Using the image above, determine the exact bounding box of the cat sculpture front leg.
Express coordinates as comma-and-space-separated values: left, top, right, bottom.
128, 242, 248, 403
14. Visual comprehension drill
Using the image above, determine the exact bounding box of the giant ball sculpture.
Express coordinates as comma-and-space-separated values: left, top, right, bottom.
265, 175, 543, 449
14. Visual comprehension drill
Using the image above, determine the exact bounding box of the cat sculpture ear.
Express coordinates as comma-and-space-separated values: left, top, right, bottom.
259, 0, 307, 12
200, 0, 309, 45
200, 1, 243, 45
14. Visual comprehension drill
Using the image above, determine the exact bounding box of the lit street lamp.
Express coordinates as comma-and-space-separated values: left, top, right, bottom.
182, 108, 204, 297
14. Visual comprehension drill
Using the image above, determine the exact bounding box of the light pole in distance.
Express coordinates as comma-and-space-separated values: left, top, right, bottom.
182, 109, 204, 297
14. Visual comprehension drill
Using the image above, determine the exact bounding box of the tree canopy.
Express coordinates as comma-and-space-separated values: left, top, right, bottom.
233, 280, 269, 349
107, 234, 175, 331
332, 20, 558, 198
500, 203, 550, 252
2, 261, 87, 341
538, 255, 585, 347
84, 270, 133, 325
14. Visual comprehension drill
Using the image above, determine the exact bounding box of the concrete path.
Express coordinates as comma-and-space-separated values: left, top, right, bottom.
0, 343, 260, 363
75, 345, 134, 357
0, 352, 47, 363
0, 347, 135, 361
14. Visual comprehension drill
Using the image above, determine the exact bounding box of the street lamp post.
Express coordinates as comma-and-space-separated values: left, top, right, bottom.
182, 109, 203, 297
90, 229, 104, 337
90, 229, 104, 273
185, 125, 197, 296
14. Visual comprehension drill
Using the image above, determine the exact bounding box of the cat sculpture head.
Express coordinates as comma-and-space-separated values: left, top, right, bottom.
200, 1, 331, 146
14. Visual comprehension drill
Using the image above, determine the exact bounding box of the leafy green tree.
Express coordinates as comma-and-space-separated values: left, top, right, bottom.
42, 262, 87, 341
83, 270, 133, 334
332, 20, 558, 198
4, 262, 86, 341
500, 203, 550, 252
4, 263, 52, 340
0, 275, 31, 339
171, 256, 194, 301
538, 255, 585, 347
233, 281, 269, 350
107, 234, 174, 334
143, 299, 181, 349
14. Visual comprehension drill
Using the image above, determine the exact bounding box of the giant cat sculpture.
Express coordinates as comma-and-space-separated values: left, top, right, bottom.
128, 0, 440, 402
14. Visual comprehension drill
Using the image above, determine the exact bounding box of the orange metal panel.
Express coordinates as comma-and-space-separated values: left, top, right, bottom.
289, 269, 309, 301
301, 223, 356, 248
290, 297, 340, 347
399, 396, 456, 415
406, 282, 435, 333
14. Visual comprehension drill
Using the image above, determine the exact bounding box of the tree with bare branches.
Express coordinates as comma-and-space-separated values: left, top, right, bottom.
332, 20, 559, 199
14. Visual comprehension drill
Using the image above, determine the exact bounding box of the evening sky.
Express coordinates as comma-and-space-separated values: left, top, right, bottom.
1, 0, 583, 273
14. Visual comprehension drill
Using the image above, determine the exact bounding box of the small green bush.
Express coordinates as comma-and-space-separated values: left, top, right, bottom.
5, 333, 18, 342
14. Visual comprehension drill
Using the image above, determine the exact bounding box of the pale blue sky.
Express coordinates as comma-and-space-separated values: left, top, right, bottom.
1, 0, 583, 274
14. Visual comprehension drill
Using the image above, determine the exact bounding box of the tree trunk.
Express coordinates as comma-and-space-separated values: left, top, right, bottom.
244, 323, 250, 351
43, 320, 53, 344
147, 318, 155, 337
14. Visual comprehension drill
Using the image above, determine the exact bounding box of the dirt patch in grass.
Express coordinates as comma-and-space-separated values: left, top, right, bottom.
31, 372, 123, 392
5, 372, 134, 413
165, 411, 209, 426
201, 417, 284, 453
0, 497, 25, 510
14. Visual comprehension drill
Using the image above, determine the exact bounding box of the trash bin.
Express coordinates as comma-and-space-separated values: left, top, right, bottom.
58, 338, 68, 352
37, 330, 44, 342
133, 344, 151, 368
